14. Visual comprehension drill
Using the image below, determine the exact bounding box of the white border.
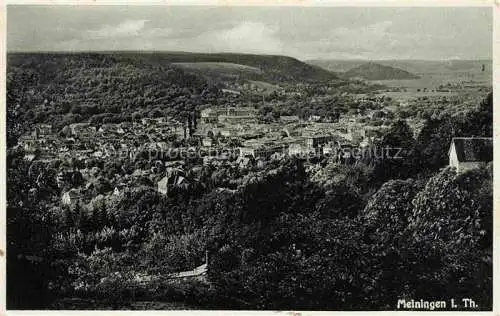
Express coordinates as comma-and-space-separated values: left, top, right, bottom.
0, 1, 497, 316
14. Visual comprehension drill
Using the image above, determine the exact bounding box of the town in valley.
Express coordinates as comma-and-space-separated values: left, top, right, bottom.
6, 6, 494, 311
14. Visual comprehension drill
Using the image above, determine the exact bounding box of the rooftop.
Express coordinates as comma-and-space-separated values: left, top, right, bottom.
450, 137, 493, 163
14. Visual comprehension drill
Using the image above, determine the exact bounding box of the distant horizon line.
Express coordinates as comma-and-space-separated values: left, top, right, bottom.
6, 49, 492, 62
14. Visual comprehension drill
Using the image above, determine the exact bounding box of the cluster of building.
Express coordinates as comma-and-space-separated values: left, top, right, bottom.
200, 107, 258, 124
16, 118, 190, 206
19, 118, 187, 162
23, 103, 487, 211
196, 106, 396, 166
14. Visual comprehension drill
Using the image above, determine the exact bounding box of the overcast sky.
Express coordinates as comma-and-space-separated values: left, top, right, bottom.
7, 6, 492, 60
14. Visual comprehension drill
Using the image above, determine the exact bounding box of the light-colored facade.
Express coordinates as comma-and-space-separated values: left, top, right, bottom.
448, 137, 493, 173
305, 135, 334, 148
200, 108, 218, 123
61, 189, 83, 206
201, 107, 258, 124
240, 143, 288, 159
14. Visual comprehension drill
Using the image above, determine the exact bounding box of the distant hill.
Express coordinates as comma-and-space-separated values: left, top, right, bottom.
343, 62, 419, 80
6, 52, 219, 135
111, 51, 339, 83
307, 59, 492, 76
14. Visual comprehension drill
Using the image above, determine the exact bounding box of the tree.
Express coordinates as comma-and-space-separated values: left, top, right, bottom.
7, 149, 58, 308
209, 212, 371, 310
458, 91, 492, 137
372, 119, 415, 183
406, 167, 492, 308
410, 167, 491, 252
413, 115, 457, 173
360, 179, 423, 307
316, 184, 363, 219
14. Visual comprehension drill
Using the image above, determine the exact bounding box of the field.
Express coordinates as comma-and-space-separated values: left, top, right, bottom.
374, 64, 490, 103
246, 80, 282, 93
308, 59, 492, 91
378, 90, 459, 102
372, 73, 491, 90
173, 62, 263, 76
375, 75, 489, 105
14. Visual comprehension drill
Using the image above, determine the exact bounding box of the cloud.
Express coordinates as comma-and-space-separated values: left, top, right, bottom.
54, 39, 82, 51
298, 20, 448, 60
86, 19, 149, 39
328, 21, 393, 52
143, 27, 174, 39
277, 21, 391, 59
8, 6, 490, 60
203, 21, 283, 54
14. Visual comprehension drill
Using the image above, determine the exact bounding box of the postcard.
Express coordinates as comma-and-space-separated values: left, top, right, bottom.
2, 1, 496, 313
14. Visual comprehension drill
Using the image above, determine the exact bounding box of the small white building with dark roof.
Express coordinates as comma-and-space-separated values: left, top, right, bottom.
448, 137, 493, 173
157, 168, 189, 195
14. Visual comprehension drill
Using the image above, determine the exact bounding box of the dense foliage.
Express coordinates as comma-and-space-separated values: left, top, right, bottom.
344, 62, 419, 80
7, 150, 492, 310
7, 53, 220, 142
119, 51, 339, 83
6, 52, 493, 310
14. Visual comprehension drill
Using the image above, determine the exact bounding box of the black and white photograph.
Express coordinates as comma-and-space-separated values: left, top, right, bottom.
4, 3, 494, 311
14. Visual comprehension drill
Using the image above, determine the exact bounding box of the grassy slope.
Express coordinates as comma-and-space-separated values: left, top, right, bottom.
172, 62, 262, 74
171, 62, 263, 82
108, 51, 339, 83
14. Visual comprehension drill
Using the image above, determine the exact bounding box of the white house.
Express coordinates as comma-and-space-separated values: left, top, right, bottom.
448, 137, 492, 173
157, 169, 189, 195
61, 189, 83, 206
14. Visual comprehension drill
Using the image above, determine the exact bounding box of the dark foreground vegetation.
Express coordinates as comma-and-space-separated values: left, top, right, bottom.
6, 52, 493, 310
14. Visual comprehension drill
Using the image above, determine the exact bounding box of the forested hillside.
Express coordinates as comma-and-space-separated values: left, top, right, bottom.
114, 51, 339, 83
343, 62, 419, 80
7, 91, 493, 310
6, 50, 493, 310
7, 53, 220, 144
